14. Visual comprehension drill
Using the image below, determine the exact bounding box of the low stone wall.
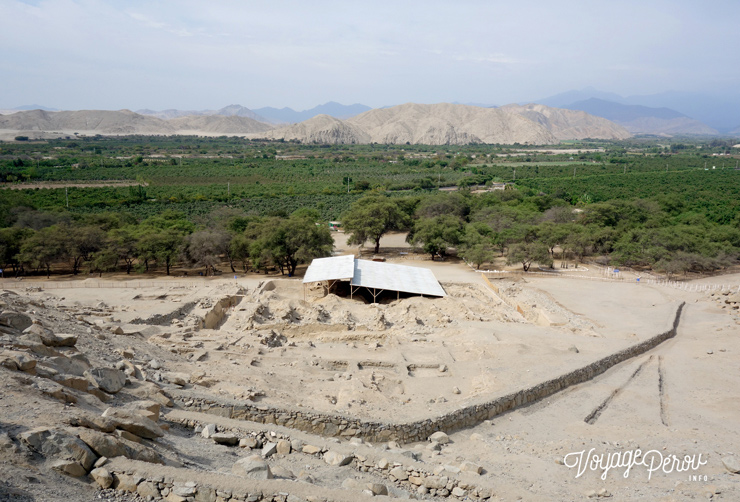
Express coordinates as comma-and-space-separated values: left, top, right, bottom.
175, 302, 685, 444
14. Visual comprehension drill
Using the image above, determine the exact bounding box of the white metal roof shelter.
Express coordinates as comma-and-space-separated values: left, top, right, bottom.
303, 256, 446, 302
302, 255, 355, 283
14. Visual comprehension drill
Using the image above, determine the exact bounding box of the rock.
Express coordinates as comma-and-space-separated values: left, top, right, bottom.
85, 368, 126, 394
102, 407, 164, 439
76, 429, 128, 458
68, 413, 117, 433
568, 345, 580, 353
290, 438, 305, 451
423, 475, 448, 490
50, 459, 87, 477
376, 458, 390, 469
585, 490, 598, 498
0, 432, 20, 455
367, 483, 388, 496
302, 444, 321, 455
262, 441, 278, 458
0, 311, 33, 331
19, 427, 97, 471
40, 332, 77, 348
276, 439, 291, 455
323, 450, 353, 466
163, 372, 189, 386
76, 428, 162, 464
390, 466, 408, 480
429, 431, 450, 444
212, 433, 239, 446
172, 481, 197, 497
239, 436, 259, 449
54, 374, 89, 392
722, 456, 740, 474
113, 473, 141, 492
5, 351, 36, 371
452, 487, 468, 497
195, 486, 217, 502
271, 465, 295, 479
90, 467, 113, 488
452, 386, 461, 394
123, 400, 160, 421
137, 481, 161, 499
460, 461, 483, 474
115, 430, 142, 443
201, 424, 217, 438
232, 455, 273, 479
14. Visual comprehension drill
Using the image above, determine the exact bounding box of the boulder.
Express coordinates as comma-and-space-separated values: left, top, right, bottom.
460, 461, 483, 474
201, 424, 217, 438
68, 413, 117, 433
722, 456, 740, 474
261, 441, 277, 458
232, 455, 273, 479
85, 368, 126, 394
429, 431, 450, 444
212, 433, 239, 446
101, 407, 164, 439
276, 439, 291, 455
302, 444, 321, 455
19, 427, 97, 471
136, 481, 160, 499
51, 459, 87, 477
90, 467, 113, 488
323, 450, 353, 466
41, 332, 77, 348
5, 351, 36, 371
271, 465, 295, 479
389, 466, 408, 481
366, 483, 388, 496
0, 311, 33, 331
239, 436, 260, 449
113, 473, 141, 492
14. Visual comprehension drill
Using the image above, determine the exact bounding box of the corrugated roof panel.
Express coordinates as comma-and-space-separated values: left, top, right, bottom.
302, 255, 355, 283
351, 259, 446, 297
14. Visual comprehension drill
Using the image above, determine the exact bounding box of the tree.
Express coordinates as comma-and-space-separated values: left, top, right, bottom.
506, 242, 552, 272
252, 212, 333, 276
407, 215, 464, 260
459, 224, 495, 269
137, 228, 185, 275
0, 227, 32, 276
342, 196, 409, 254
183, 230, 231, 276
18, 226, 67, 277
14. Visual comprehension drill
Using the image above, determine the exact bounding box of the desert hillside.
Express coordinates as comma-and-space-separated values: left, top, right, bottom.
0, 103, 632, 144
0, 109, 270, 138
260, 114, 371, 144
501, 103, 632, 140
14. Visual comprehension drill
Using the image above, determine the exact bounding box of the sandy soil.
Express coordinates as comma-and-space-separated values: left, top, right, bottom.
1, 263, 739, 501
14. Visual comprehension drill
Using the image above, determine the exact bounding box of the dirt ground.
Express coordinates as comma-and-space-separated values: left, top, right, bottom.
1, 250, 739, 501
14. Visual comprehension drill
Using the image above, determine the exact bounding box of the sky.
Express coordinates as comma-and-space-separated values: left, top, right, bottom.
1, 0, 739, 111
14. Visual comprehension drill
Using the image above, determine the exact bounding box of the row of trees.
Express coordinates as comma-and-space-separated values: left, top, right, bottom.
340, 191, 740, 276
0, 208, 333, 278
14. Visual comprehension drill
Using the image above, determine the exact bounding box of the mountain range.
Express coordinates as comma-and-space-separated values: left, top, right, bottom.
0, 103, 630, 145
536, 87, 740, 134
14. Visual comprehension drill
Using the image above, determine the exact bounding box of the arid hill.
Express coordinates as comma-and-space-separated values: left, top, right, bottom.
347, 103, 558, 145
1, 103, 631, 144
259, 114, 371, 144
0, 109, 270, 139
500, 103, 632, 140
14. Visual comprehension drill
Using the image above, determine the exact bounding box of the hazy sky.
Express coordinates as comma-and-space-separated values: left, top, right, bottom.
1, 0, 738, 111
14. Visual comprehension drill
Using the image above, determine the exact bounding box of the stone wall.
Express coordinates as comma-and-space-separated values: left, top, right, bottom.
174, 302, 685, 444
